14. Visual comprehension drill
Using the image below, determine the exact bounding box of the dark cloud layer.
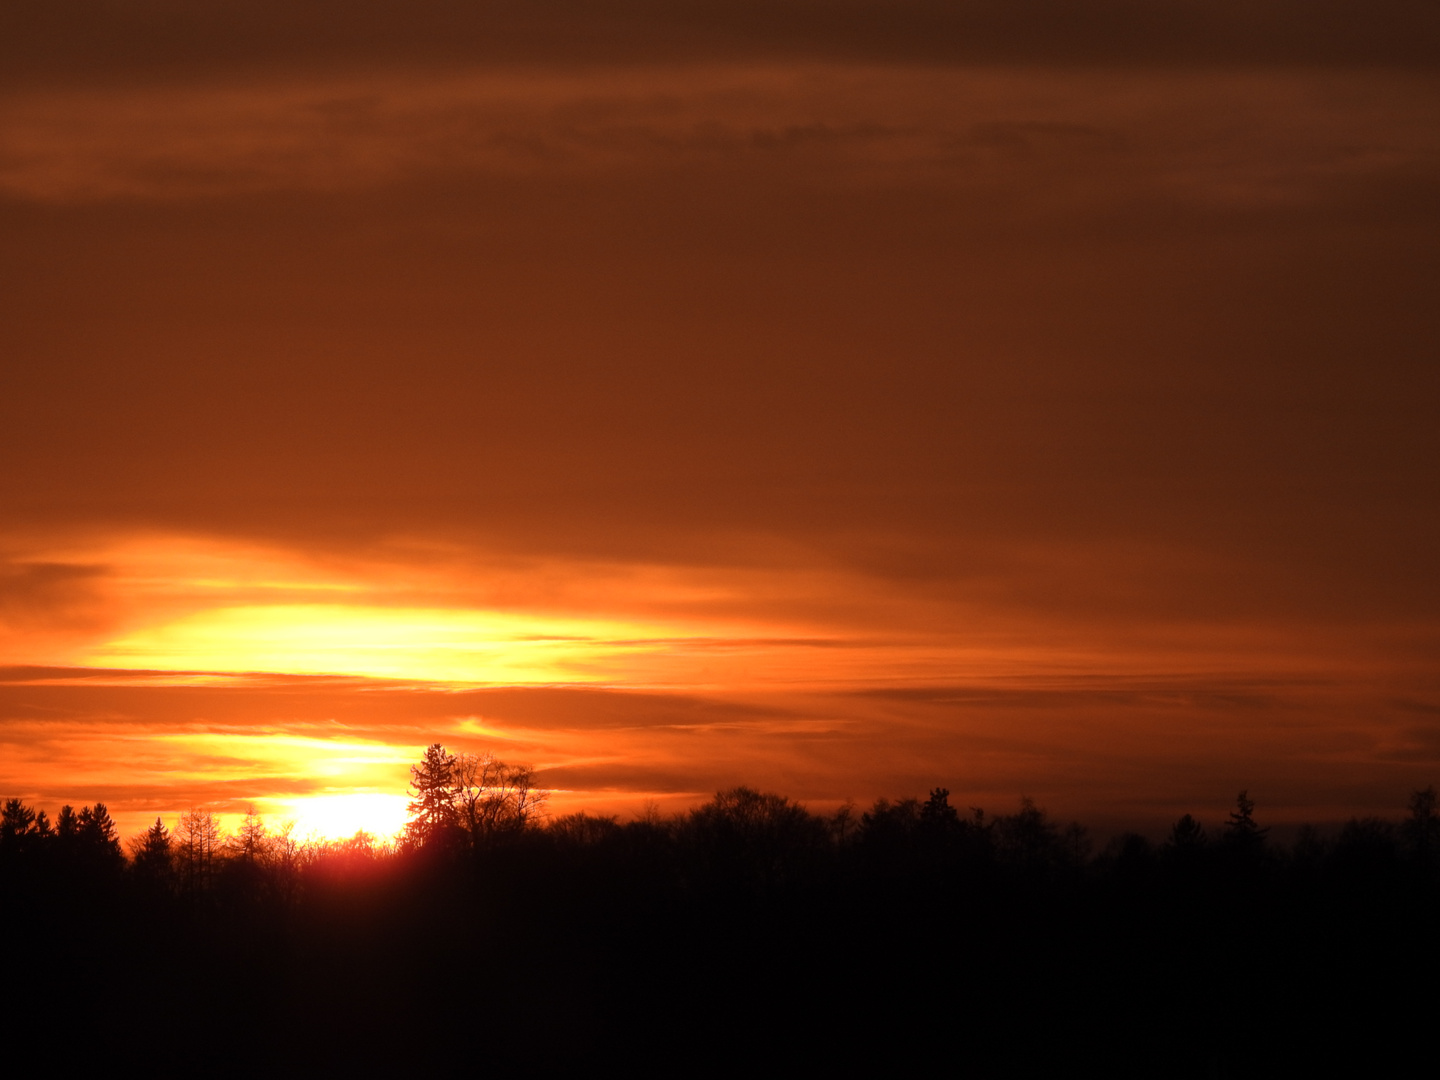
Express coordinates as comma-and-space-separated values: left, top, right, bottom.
0, 669, 779, 732
4, 75, 1436, 626
4, 0, 1438, 87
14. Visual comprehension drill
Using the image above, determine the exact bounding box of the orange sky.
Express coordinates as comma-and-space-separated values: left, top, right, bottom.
2, 2, 1438, 841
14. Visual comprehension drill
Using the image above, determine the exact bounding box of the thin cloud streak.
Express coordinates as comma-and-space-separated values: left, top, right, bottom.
5, 0, 1439, 85
3, 67, 1435, 208
2, 668, 1436, 839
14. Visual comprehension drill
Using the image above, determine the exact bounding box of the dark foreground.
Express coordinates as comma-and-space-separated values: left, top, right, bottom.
3, 788, 1438, 1076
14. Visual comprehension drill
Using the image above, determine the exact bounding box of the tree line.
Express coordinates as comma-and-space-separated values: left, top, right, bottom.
4, 743, 1437, 902
4, 747, 1438, 1075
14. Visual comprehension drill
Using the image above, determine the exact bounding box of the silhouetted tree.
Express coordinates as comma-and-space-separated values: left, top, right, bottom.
0, 798, 36, 857
828, 799, 857, 847
685, 787, 826, 892
452, 752, 547, 847
343, 829, 379, 857
690, 787, 813, 836
262, 819, 304, 905
1402, 786, 1440, 880
992, 798, 1084, 876
1221, 791, 1268, 854
548, 812, 621, 847
1160, 813, 1212, 885
129, 817, 174, 887
55, 804, 79, 845
921, 787, 960, 835
404, 743, 461, 851
76, 803, 124, 872
229, 806, 270, 865
311, 829, 386, 870
176, 809, 223, 897
1167, 814, 1207, 851
504, 764, 547, 830
220, 805, 275, 900
859, 797, 922, 852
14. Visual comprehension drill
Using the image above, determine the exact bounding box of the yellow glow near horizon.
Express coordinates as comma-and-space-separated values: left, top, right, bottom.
78, 597, 1149, 692
142, 728, 417, 775
282, 793, 411, 842
98, 730, 425, 842
87, 603, 681, 684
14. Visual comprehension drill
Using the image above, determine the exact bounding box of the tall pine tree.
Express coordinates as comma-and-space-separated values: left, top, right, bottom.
404, 744, 459, 850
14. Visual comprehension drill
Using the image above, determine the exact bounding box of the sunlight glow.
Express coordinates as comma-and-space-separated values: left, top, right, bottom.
87, 604, 681, 684
282, 793, 411, 842
143, 728, 417, 777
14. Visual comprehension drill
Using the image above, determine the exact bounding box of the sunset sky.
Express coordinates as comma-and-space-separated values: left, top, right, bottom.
3, 1, 1438, 841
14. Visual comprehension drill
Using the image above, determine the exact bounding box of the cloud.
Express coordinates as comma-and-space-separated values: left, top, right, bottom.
3, 62, 1435, 639
4, 66, 1435, 212
4, 0, 1438, 89
2, 668, 1434, 834
0, 561, 109, 628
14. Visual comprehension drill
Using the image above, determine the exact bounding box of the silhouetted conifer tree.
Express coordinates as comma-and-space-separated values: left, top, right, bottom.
76, 803, 124, 871
55, 804, 79, 844
0, 798, 36, 857
921, 787, 960, 836
1221, 791, 1268, 853
129, 817, 174, 886
404, 743, 460, 851
1168, 814, 1207, 850
230, 806, 270, 865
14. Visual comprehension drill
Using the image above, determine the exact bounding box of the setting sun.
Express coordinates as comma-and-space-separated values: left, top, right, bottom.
3, 0, 1437, 888
2, 2, 1436, 1069
281, 792, 411, 842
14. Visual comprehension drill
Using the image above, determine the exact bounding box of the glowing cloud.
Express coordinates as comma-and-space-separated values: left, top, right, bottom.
87, 603, 687, 684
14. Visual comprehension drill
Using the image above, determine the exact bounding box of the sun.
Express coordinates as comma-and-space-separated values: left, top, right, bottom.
283, 792, 411, 842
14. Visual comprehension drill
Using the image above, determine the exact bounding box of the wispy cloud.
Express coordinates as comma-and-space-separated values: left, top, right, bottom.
3, 66, 1434, 216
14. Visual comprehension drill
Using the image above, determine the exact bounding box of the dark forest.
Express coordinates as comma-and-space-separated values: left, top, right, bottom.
3, 746, 1437, 1076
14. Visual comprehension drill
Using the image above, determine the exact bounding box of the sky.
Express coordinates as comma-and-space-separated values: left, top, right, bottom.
2, 1, 1438, 841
